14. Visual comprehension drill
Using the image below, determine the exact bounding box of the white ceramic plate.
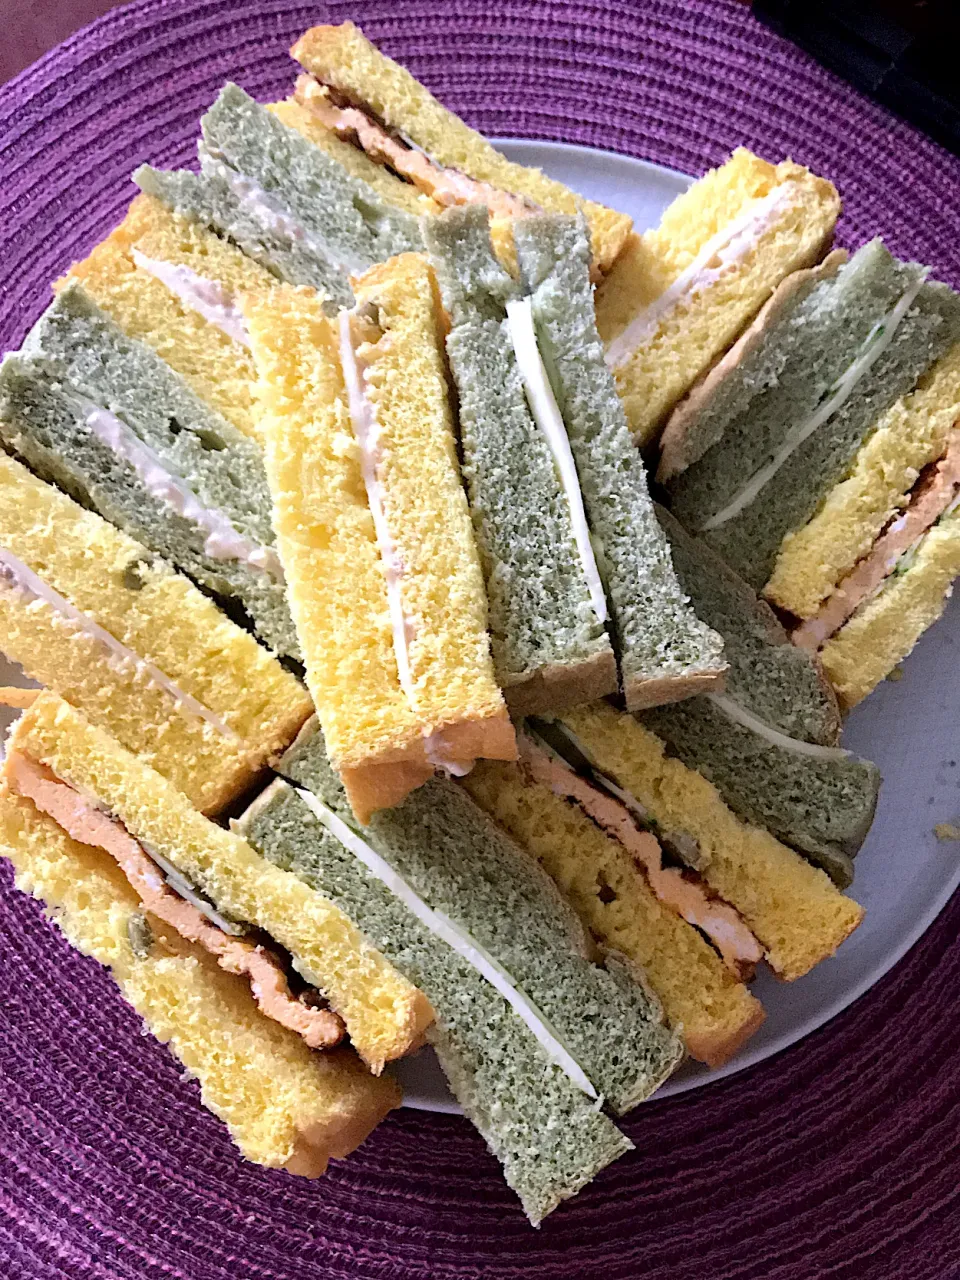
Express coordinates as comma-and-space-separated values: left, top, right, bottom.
3, 138, 958, 1115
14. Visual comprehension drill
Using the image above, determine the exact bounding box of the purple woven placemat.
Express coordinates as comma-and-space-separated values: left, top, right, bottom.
1, 2, 959, 1275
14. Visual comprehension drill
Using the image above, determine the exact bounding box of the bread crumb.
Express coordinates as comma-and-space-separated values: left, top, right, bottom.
886, 666, 904, 683
934, 822, 960, 842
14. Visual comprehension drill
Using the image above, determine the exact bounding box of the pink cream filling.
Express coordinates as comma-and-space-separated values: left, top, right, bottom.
7, 751, 344, 1051
794, 427, 960, 651
518, 735, 763, 979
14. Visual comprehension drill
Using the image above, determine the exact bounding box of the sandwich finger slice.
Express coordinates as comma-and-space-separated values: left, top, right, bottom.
511, 212, 726, 709
0, 453, 311, 815
5, 693, 433, 1073
290, 21, 632, 275
244, 258, 515, 824
596, 147, 840, 446
0, 783, 400, 1177
422, 205, 617, 714
1, 281, 298, 660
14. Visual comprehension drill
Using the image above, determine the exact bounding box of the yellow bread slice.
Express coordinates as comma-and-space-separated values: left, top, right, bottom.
8, 693, 433, 1071
596, 148, 840, 445
463, 761, 764, 1068
820, 511, 960, 709
63, 193, 279, 442
561, 703, 863, 980
244, 272, 514, 821
766, 342, 960, 618
291, 22, 632, 274
0, 453, 311, 814
269, 97, 441, 218
0, 784, 400, 1174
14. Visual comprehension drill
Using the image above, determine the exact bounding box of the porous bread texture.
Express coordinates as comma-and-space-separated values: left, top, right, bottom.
11, 694, 431, 1072
655, 505, 840, 745
667, 245, 960, 590
640, 694, 879, 885
10, 281, 297, 659
269, 96, 441, 219
463, 759, 764, 1067
243, 283, 427, 821
820, 510, 960, 709
595, 148, 840, 445
561, 703, 864, 980
0, 785, 399, 1175
277, 720, 681, 1112
665, 240, 960, 588
241, 779, 633, 1227
658, 251, 848, 482
0, 454, 311, 814
63, 192, 275, 442
512, 214, 726, 709
766, 341, 960, 618
422, 205, 616, 712
135, 164, 347, 302
348, 253, 515, 764
290, 22, 632, 274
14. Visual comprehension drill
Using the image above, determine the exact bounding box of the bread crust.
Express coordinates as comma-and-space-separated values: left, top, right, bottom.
502, 650, 618, 716
657, 250, 848, 483
624, 666, 727, 713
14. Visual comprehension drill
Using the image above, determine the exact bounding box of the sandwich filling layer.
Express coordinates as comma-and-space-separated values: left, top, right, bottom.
701, 275, 928, 531
6, 751, 343, 1051
604, 182, 801, 371
294, 75, 536, 221
294, 785, 600, 1100
76, 399, 283, 578
518, 731, 762, 978
201, 152, 369, 276
130, 249, 251, 347
704, 693, 851, 760
0, 549, 239, 740
506, 297, 607, 626
794, 428, 960, 650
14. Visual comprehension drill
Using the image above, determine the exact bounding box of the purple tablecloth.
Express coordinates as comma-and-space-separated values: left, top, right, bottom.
1, 2, 959, 1275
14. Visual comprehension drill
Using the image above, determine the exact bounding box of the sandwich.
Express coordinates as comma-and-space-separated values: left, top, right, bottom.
0, 281, 298, 660
242, 254, 516, 823
135, 83, 423, 310
240, 718, 682, 1224
595, 147, 841, 445
658, 239, 960, 709
488, 699, 865, 983
289, 21, 633, 275
0, 693, 434, 1172
0, 453, 312, 814
511, 212, 727, 708
64, 191, 279, 443
422, 205, 725, 713
638, 508, 880, 886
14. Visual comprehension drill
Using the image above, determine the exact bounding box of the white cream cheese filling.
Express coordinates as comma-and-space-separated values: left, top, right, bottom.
706, 693, 851, 760
0, 548, 239, 740
203, 152, 368, 275
506, 297, 608, 625
701, 276, 928, 532
131, 250, 250, 348
295, 785, 600, 1100
79, 401, 283, 580
605, 182, 801, 370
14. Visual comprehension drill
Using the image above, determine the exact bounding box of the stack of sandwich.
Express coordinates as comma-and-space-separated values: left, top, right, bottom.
0, 21, 955, 1226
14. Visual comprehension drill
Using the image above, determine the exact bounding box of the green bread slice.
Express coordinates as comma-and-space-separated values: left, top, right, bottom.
422, 205, 616, 713
1, 282, 297, 659
135, 83, 422, 310
277, 718, 682, 1114
664, 240, 960, 588
512, 214, 726, 710
654, 505, 840, 745
239, 771, 644, 1225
